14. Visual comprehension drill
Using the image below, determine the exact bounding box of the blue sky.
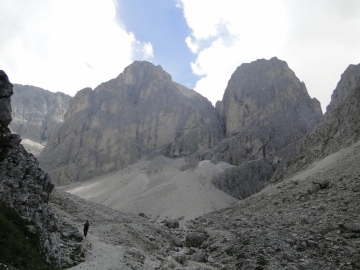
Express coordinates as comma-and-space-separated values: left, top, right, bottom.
116, 0, 198, 89
0, 0, 360, 111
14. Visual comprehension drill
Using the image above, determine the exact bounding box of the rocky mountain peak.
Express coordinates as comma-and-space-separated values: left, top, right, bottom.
117, 61, 172, 85
326, 63, 360, 114
221, 57, 322, 136
40, 61, 222, 185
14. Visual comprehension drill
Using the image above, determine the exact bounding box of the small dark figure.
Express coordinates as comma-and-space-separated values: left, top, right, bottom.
83, 220, 90, 237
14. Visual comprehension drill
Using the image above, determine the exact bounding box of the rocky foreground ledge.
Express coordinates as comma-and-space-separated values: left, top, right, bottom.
0, 70, 62, 266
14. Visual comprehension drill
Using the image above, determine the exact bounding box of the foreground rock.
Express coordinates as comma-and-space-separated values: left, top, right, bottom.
10, 84, 71, 155
0, 71, 61, 267
40, 61, 222, 185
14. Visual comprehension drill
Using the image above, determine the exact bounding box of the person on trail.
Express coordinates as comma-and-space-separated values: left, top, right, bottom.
83, 220, 90, 237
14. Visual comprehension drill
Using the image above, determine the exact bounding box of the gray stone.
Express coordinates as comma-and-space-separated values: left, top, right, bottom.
171, 236, 183, 247
166, 219, 180, 229
189, 249, 206, 262
283, 251, 296, 262
173, 251, 186, 264
307, 184, 321, 194
185, 232, 208, 247
127, 247, 145, 264
312, 179, 330, 189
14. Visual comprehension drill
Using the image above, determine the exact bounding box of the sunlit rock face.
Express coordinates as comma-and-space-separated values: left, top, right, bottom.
325, 63, 360, 114
40, 61, 223, 185
214, 57, 323, 167
0, 71, 61, 267
9, 84, 71, 155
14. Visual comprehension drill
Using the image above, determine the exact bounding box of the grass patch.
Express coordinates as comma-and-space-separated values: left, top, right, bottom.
0, 203, 56, 270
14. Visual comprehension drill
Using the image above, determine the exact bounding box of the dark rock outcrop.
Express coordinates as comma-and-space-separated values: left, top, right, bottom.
39, 61, 223, 185
212, 159, 275, 200
0, 71, 61, 267
326, 63, 360, 114
9, 84, 71, 155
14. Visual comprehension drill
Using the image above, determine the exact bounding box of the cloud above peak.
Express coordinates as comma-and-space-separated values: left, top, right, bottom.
0, 0, 152, 95
180, 0, 360, 111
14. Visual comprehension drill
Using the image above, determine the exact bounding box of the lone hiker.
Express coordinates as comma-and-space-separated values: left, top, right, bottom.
83, 220, 90, 237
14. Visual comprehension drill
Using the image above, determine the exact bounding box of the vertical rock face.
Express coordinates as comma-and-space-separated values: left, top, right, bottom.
326, 63, 360, 114
215, 57, 323, 166
9, 84, 72, 155
39, 61, 223, 185
211, 58, 323, 199
0, 71, 60, 267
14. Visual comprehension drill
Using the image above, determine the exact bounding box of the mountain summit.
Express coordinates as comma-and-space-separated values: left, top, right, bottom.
40, 61, 222, 185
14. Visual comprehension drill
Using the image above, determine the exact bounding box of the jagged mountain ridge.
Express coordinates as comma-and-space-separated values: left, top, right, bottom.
40, 61, 223, 185
38, 58, 324, 194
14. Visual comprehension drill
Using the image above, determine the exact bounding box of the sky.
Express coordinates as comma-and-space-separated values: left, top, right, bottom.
1, 0, 360, 112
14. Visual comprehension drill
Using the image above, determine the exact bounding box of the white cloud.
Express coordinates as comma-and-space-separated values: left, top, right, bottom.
0, 0, 152, 96
180, 0, 360, 111
185, 37, 199, 53
132, 41, 154, 60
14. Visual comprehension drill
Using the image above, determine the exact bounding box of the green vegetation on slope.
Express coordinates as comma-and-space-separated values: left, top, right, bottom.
0, 203, 55, 270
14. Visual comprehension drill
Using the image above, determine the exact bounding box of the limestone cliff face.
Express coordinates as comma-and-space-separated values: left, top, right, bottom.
0, 71, 61, 267
273, 66, 360, 183
214, 57, 323, 166
325, 63, 360, 114
40, 61, 222, 185
9, 84, 71, 155
211, 58, 323, 199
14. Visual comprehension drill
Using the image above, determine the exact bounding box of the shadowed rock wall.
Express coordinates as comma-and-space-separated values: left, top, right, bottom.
0, 71, 61, 267
273, 65, 360, 183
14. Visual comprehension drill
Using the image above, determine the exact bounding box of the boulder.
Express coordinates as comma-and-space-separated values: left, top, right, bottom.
166, 219, 180, 229
185, 232, 208, 247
